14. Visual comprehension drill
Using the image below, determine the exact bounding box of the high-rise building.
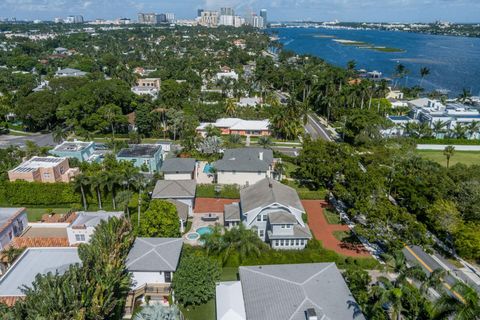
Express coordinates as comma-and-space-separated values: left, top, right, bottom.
219, 15, 234, 26
220, 7, 235, 16
246, 14, 265, 29
197, 9, 204, 17
65, 16, 75, 23
54, 17, 63, 23
156, 14, 167, 23
199, 11, 219, 27
138, 13, 158, 24
165, 13, 175, 23
260, 9, 267, 27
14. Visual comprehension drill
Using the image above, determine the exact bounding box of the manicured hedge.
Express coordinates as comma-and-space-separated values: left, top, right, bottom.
0, 181, 80, 206
416, 138, 480, 145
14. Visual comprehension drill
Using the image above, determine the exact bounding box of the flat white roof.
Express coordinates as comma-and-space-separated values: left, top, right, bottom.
0, 247, 80, 296
11, 156, 66, 173
216, 281, 246, 320
197, 118, 270, 131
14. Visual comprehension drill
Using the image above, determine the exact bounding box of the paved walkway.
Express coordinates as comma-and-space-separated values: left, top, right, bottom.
302, 200, 370, 257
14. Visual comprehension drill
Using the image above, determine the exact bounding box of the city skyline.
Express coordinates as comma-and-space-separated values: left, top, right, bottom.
0, 0, 479, 23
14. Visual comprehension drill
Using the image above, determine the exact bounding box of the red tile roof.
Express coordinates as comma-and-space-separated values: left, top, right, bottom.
0, 296, 22, 306
0, 208, 26, 234
6, 237, 70, 249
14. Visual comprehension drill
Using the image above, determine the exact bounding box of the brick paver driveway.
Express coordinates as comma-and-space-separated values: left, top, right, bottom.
302, 200, 370, 257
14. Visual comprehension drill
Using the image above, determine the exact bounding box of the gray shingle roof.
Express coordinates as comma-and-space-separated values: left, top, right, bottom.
70, 211, 123, 228
152, 180, 196, 199
268, 211, 298, 224
214, 148, 273, 172
161, 158, 196, 173
240, 178, 304, 214
126, 238, 183, 272
239, 263, 365, 320
267, 225, 312, 239
224, 202, 240, 221
166, 199, 189, 222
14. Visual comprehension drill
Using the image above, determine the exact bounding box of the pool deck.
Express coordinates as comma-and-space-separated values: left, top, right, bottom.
196, 161, 214, 184
183, 211, 223, 246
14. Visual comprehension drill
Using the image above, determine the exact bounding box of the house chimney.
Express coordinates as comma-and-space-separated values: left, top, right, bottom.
306, 308, 318, 320
259, 151, 263, 161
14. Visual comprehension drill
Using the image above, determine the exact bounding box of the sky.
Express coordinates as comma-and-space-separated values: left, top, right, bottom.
1, 0, 480, 23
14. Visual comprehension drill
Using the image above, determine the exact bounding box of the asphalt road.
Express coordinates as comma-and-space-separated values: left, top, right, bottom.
403, 245, 480, 298
304, 114, 333, 142
0, 133, 54, 149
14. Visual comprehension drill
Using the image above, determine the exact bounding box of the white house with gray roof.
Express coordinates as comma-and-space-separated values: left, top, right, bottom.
126, 238, 183, 291
0, 208, 28, 251
0, 248, 80, 303
160, 158, 197, 181
214, 148, 277, 186
215, 263, 365, 320
54, 67, 87, 77
225, 178, 311, 249
152, 180, 197, 217
67, 211, 123, 245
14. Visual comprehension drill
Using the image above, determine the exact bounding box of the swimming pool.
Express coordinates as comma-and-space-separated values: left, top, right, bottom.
196, 226, 213, 236
203, 164, 214, 174
186, 232, 200, 240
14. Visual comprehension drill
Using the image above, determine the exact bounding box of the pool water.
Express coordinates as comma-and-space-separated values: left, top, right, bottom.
186, 232, 200, 240
203, 164, 214, 174
196, 227, 213, 236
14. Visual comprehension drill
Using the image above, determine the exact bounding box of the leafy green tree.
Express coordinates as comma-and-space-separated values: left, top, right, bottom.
425, 199, 462, 235
16, 91, 60, 131
453, 223, 480, 261
172, 255, 221, 306
257, 136, 273, 149
138, 200, 180, 237
134, 304, 180, 320
434, 282, 480, 320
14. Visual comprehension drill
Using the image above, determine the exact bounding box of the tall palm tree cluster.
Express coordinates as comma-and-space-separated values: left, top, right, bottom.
73, 153, 147, 215
347, 251, 480, 320
403, 120, 480, 140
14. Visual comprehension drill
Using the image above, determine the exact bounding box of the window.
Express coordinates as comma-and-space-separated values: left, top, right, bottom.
75, 234, 86, 242
275, 240, 279, 246
300, 239, 304, 245
280, 240, 284, 246
43, 172, 51, 178
295, 239, 299, 246
257, 215, 262, 221
259, 230, 264, 237
59, 166, 65, 174
262, 215, 267, 221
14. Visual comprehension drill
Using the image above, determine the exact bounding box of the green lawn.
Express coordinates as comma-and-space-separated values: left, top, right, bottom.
323, 207, 342, 224
282, 180, 327, 200
26, 207, 72, 222
220, 267, 239, 281
180, 299, 215, 320
333, 230, 350, 241
416, 150, 480, 167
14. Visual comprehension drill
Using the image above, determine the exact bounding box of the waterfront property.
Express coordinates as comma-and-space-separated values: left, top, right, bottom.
0, 208, 28, 251
224, 178, 312, 249
160, 158, 197, 180
214, 148, 277, 186
124, 238, 183, 315
0, 248, 80, 305
152, 180, 197, 217
196, 118, 270, 137
8, 156, 80, 183
67, 211, 123, 245
216, 263, 365, 320
117, 144, 163, 173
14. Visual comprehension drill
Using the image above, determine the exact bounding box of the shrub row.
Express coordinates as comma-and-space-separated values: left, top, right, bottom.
415, 138, 480, 145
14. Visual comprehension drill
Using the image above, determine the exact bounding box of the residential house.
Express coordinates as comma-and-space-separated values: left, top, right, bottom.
152, 180, 196, 218
196, 118, 270, 137
215, 70, 239, 81
0, 248, 80, 306
49, 140, 96, 162
54, 67, 87, 77
53, 47, 69, 55
124, 238, 183, 315
382, 115, 418, 137
214, 148, 276, 186
387, 88, 404, 100
117, 144, 163, 173
67, 211, 123, 245
160, 158, 196, 180
224, 178, 312, 249
131, 78, 161, 98
237, 97, 262, 108
8, 156, 80, 183
215, 263, 365, 320
0, 208, 28, 251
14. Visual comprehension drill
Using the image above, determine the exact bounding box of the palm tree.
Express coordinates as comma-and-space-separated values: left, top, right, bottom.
444, 145, 455, 169
434, 282, 480, 320
372, 277, 409, 320
257, 136, 272, 149
453, 123, 467, 139
419, 67, 430, 87
52, 126, 68, 143
132, 174, 147, 228
89, 175, 104, 210
420, 269, 446, 295
115, 190, 133, 218
104, 171, 122, 210
346, 60, 357, 72
225, 98, 237, 116
432, 120, 447, 139
73, 174, 90, 211
458, 88, 473, 105
225, 134, 242, 148
466, 121, 480, 140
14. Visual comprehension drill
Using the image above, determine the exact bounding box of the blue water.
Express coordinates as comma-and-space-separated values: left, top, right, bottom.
203, 164, 213, 173
196, 227, 213, 236
272, 28, 480, 96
